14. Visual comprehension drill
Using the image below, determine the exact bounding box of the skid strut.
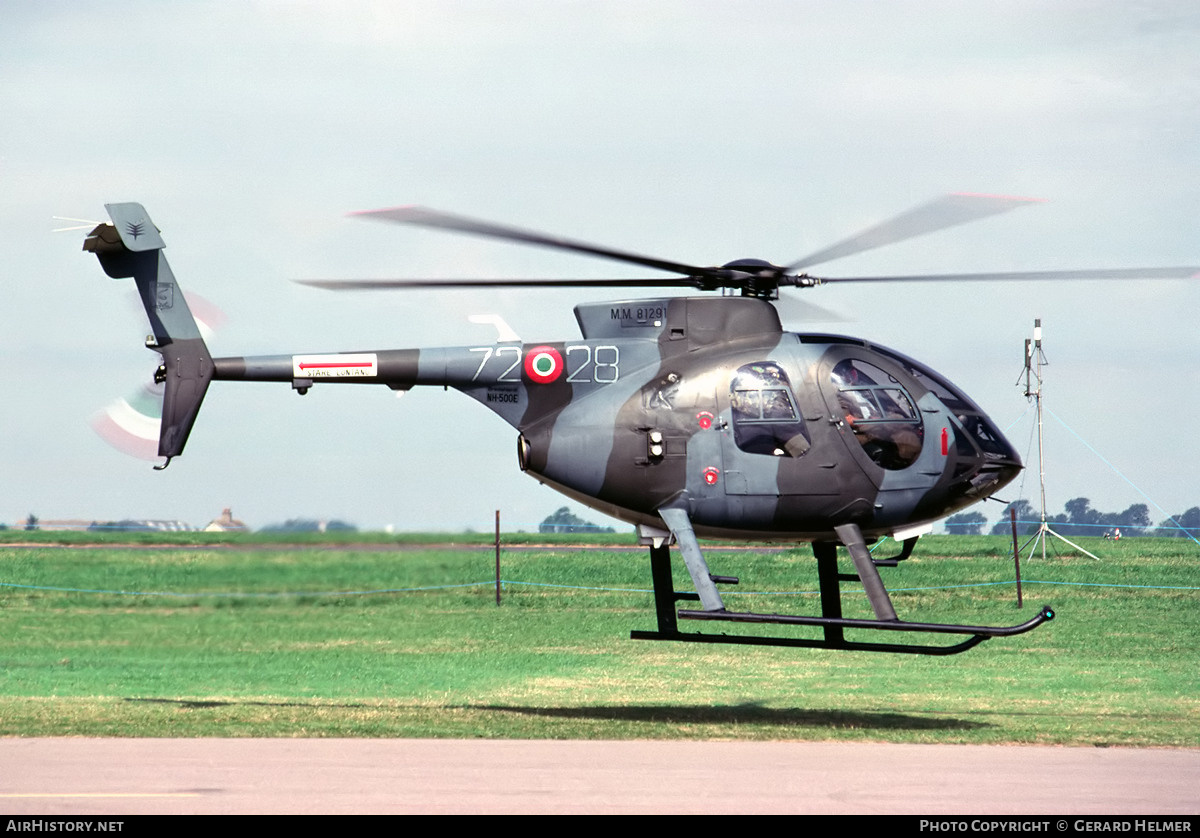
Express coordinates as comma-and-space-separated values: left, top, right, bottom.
631, 520, 1054, 656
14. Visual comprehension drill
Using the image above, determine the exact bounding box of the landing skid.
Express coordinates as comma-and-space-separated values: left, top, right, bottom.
631, 520, 1054, 656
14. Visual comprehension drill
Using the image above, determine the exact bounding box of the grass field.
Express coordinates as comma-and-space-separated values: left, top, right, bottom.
1, 532, 1197, 745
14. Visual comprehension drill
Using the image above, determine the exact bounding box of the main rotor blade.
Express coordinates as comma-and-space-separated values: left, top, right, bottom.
353, 206, 722, 279
811, 266, 1200, 284
297, 277, 708, 291
785, 193, 1044, 272
771, 294, 851, 324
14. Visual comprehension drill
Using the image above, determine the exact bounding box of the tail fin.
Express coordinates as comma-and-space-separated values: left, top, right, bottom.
84, 203, 213, 466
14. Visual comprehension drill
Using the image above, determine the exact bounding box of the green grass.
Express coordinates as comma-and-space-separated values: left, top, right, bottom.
1, 534, 1197, 744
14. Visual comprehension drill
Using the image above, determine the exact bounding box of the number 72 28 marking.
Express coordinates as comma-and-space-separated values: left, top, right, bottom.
469, 345, 620, 383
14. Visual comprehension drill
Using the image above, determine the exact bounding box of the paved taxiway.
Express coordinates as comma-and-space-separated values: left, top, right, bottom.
3, 739, 1198, 814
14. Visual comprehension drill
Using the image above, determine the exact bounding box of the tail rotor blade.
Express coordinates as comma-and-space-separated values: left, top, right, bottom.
91, 381, 164, 461
91, 281, 225, 462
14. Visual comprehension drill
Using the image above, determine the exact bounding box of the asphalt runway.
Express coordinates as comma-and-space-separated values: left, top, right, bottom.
2, 739, 1198, 815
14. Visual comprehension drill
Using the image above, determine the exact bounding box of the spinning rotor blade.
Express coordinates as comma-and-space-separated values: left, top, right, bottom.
53, 215, 104, 233
353, 206, 723, 280
785, 193, 1043, 272
91, 381, 165, 461
298, 277, 706, 291
321, 197, 1195, 298
771, 294, 851, 325
92, 292, 225, 460
811, 266, 1200, 284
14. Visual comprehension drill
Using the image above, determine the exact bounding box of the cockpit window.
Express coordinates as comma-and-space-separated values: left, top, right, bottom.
730, 362, 810, 457
832, 359, 924, 469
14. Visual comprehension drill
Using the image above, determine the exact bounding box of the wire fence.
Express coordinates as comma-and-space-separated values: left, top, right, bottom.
3, 542, 1197, 601
944, 518, 1200, 539
989, 405, 1200, 546
21, 517, 1200, 543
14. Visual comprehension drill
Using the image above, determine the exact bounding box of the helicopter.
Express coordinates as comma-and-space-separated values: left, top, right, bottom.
83, 196, 1198, 655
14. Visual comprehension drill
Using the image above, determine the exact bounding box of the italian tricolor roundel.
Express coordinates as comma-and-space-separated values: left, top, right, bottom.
524, 346, 563, 383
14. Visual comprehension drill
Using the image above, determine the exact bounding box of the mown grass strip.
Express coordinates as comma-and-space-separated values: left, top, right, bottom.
1, 534, 1196, 744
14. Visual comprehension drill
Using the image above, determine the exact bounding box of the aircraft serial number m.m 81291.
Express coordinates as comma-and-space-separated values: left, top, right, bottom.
611, 304, 668, 324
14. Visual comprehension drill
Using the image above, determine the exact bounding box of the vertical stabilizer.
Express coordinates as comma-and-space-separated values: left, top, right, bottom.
84, 204, 213, 464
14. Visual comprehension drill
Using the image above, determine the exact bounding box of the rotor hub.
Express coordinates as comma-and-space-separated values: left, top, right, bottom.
719, 259, 787, 298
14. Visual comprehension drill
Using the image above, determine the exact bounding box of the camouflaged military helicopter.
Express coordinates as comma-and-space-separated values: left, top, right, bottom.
84, 196, 1197, 655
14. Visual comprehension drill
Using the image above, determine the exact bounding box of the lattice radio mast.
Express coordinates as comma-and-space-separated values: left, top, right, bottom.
1018, 319, 1099, 561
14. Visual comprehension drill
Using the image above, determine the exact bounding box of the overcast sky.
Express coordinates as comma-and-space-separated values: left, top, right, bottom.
3, 1, 1198, 533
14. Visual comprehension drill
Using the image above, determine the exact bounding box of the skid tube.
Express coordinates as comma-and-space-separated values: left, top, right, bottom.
629, 535, 1055, 656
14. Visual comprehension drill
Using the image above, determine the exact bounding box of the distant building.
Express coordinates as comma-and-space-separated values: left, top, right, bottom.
102, 520, 192, 532
17, 519, 90, 531
204, 508, 249, 532
19, 519, 192, 532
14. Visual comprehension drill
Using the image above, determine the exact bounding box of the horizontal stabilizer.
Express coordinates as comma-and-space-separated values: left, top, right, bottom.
103, 202, 166, 251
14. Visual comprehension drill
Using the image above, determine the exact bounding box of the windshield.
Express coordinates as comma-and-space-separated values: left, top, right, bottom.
871, 345, 1018, 462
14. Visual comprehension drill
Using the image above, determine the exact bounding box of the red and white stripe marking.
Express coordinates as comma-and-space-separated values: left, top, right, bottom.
292, 353, 378, 378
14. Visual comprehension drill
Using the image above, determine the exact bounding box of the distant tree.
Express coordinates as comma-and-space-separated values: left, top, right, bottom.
945, 511, 987, 535
539, 506, 614, 534
1158, 507, 1200, 539
1100, 504, 1150, 538
990, 500, 1037, 536
24, 514, 39, 532
1062, 497, 1090, 521
1121, 504, 1150, 528
1051, 498, 1151, 538
1048, 497, 1097, 536
259, 518, 357, 533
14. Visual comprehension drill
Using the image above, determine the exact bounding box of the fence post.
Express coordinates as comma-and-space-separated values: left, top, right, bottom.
1010, 507, 1023, 609
495, 509, 501, 606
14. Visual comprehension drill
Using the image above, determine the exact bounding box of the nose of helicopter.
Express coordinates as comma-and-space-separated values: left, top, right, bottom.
992, 456, 1023, 493
955, 415, 1023, 500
